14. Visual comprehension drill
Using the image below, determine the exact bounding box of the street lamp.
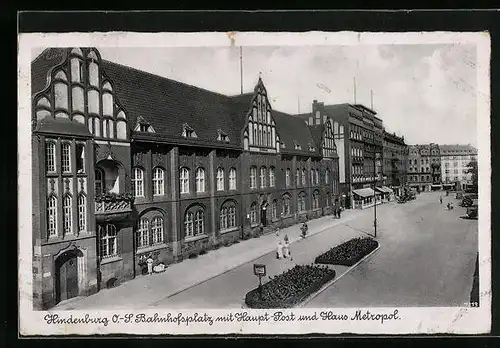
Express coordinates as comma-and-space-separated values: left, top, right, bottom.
373, 152, 381, 238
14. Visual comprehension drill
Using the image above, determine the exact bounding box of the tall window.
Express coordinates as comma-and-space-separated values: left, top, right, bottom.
46, 142, 56, 172
220, 205, 236, 230
316, 169, 320, 184
312, 191, 320, 210
311, 169, 315, 185
47, 195, 57, 237
298, 193, 306, 212
228, 206, 236, 228
132, 168, 144, 197
63, 195, 72, 234
99, 224, 117, 258
184, 211, 194, 237
282, 195, 291, 216
61, 143, 71, 173
272, 200, 278, 220
76, 143, 85, 173
302, 169, 306, 186
195, 210, 204, 235
260, 167, 267, 188
137, 218, 149, 249
325, 168, 330, 184
95, 169, 104, 195
250, 166, 257, 189
180, 168, 190, 194
152, 216, 164, 245
152, 167, 164, 196
250, 203, 257, 224
285, 169, 291, 187
220, 207, 228, 230
195, 168, 205, 193
77, 194, 86, 233
296, 169, 300, 187
229, 168, 237, 190
217, 168, 224, 191
269, 167, 275, 187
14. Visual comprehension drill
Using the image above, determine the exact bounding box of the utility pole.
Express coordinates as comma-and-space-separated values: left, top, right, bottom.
240, 46, 243, 95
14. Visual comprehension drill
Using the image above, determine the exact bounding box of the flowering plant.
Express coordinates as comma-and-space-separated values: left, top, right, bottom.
95, 191, 134, 203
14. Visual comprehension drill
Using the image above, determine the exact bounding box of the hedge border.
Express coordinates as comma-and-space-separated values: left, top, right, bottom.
315, 237, 379, 267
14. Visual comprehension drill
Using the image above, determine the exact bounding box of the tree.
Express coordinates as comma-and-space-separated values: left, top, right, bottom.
466, 160, 478, 193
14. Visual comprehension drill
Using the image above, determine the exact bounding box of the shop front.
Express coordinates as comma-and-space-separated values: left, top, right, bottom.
352, 188, 382, 209
375, 186, 394, 202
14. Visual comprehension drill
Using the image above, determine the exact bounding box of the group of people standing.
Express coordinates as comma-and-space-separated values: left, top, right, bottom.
276, 233, 292, 260
333, 206, 342, 219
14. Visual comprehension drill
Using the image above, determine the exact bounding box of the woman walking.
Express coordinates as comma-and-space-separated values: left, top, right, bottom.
147, 254, 154, 275
276, 240, 284, 259
283, 235, 291, 259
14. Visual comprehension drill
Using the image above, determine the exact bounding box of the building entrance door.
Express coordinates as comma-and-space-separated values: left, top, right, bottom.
260, 204, 267, 227
55, 250, 79, 303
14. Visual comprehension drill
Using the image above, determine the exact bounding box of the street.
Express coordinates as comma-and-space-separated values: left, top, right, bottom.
158, 192, 478, 308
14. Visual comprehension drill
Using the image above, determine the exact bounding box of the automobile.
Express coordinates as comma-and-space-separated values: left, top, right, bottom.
466, 205, 478, 219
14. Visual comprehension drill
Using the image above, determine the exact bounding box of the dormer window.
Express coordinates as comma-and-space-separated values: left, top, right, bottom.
294, 142, 302, 150
182, 123, 197, 138
309, 144, 316, 152
139, 123, 149, 132
134, 117, 155, 133
217, 129, 230, 143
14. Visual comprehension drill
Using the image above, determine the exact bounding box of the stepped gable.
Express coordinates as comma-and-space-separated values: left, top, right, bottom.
99, 60, 243, 146
272, 110, 318, 155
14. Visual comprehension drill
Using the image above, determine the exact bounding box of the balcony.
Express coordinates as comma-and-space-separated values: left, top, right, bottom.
95, 192, 134, 222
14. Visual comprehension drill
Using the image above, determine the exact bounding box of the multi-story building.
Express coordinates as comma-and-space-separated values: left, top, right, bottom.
406, 144, 434, 192
382, 131, 408, 196
31, 47, 340, 309
429, 143, 442, 190
439, 144, 478, 191
297, 102, 396, 209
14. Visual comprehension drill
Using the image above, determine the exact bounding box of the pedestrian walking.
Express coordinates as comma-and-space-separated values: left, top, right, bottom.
147, 254, 154, 275
275, 227, 280, 237
439, 196, 443, 204
337, 207, 341, 219
283, 237, 291, 259
276, 240, 284, 259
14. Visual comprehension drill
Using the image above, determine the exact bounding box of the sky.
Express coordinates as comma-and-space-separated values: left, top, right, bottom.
32, 44, 478, 146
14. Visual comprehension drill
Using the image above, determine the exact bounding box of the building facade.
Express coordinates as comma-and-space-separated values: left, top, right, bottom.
31, 47, 340, 309
407, 144, 434, 192
439, 144, 478, 191
382, 131, 408, 196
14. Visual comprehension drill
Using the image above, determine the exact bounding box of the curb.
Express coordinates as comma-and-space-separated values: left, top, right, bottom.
297, 244, 381, 308
240, 245, 381, 310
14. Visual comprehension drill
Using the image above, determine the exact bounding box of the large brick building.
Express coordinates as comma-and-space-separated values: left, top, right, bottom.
31, 47, 340, 309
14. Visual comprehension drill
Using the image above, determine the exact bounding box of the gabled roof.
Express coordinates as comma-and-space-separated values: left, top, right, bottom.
272, 110, 318, 155
100, 60, 244, 147
31, 48, 67, 96
35, 117, 92, 138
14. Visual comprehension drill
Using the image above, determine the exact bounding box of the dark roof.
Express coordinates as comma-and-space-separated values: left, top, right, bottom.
101, 60, 244, 147
35, 117, 92, 137
272, 111, 318, 155
31, 48, 67, 96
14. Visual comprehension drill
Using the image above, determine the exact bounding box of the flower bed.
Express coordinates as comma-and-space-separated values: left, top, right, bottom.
244, 264, 336, 308
315, 237, 378, 266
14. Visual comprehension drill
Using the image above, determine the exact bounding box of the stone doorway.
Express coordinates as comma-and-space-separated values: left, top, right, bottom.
55, 249, 83, 303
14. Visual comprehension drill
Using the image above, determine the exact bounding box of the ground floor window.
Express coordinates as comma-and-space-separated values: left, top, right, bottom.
185, 208, 205, 238
220, 205, 236, 230
250, 203, 257, 224
272, 200, 278, 220
298, 193, 306, 212
282, 195, 291, 216
99, 224, 117, 258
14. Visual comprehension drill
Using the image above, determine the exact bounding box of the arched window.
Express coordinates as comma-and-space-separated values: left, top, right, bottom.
116, 121, 127, 140
54, 82, 68, 110
152, 167, 165, 196
316, 169, 320, 185
184, 211, 194, 237
311, 169, 315, 185
102, 92, 113, 116
61, 143, 71, 173
253, 127, 257, 146
250, 202, 257, 224
63, 195, 73, 235
217, 168, 224, 191
195, 210, 205, 235
47, 195, 57, 237
72, 86, 84, 112
45, 142, 56, 172
250, 166, 257, 189
99, 224, 117, 258
132, 167, 144, 197
228, 206, 236, 228
312, 191, 320, 210
220, 207, 228, 230
70, 58, 81, 83
95, 168, 104, 195
229, 168, 237, 190
325, 168, 330, 184
94, 117, 101, 137
88, 61, 99, 87
180, 168, 190, 194
298, 192, 306, 212
152, 216, 164, 245
87, 89, 99, 114
263, 127, 268, 147
272, 200, 278, 220
137, 218, 149, 249
296, 169, 300, 187
285, 169, 291, 188
195, 168, 205, 193
302, 169, 306, 186
248, 122, 253, 145
260, 167, 267, 188
77, 193, 86, 233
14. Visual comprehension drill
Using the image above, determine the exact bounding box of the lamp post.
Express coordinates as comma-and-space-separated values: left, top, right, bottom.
373, 152, 380, 238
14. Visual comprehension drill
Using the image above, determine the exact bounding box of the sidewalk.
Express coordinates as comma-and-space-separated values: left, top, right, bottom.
54, 208, 369, 310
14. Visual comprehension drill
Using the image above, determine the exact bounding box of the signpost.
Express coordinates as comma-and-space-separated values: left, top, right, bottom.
253, 264, 266, 298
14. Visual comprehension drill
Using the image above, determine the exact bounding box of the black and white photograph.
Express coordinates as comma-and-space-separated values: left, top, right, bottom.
18, 31, 491, 335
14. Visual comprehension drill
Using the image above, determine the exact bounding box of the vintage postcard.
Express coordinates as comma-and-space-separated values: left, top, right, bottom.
18, 31, 491, 336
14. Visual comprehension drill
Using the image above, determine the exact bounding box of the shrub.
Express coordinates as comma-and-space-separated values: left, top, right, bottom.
188, 253, 198, 259
315, 237, 378, 266
244, 264, 336, 308
199, 249, 207, 255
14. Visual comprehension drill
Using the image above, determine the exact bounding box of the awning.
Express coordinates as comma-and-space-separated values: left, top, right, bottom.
431, 184, 442, 187
375, 186, 393, 194
352, 188, 375, 197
